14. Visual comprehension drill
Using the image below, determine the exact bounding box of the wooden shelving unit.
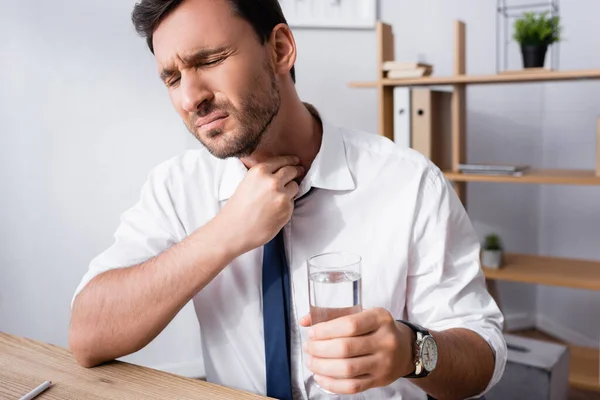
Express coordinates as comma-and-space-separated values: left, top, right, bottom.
444, 169, 600, 186
350, 20, 600, 392
350, 68, 600, 87
483, 253, 600, 290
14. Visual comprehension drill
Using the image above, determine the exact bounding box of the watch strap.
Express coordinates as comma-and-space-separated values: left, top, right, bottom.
397, 320, 433, 378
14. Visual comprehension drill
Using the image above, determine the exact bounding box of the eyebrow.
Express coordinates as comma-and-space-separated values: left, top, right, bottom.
159, 46, 233, 82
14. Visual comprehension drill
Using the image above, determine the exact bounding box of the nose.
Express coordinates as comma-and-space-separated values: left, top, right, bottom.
180, 70, 213, 113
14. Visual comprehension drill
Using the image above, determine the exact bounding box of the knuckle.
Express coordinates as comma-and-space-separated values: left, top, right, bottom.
383, 332, 399, 351
348, 319, 360, 335
377, 308, 394, 324
348, 380, 362, 394
343, 361, 357, 377
375, 306, 387, 317
269, 177, 280, 191
255, 164, 268, 175
340, 340, 353, 357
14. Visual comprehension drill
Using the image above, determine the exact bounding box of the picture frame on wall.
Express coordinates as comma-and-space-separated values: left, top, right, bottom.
279, 0, 377, 29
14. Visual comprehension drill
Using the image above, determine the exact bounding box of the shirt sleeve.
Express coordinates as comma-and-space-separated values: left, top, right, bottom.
406, 165, 507, 397
71, 165, 183, 307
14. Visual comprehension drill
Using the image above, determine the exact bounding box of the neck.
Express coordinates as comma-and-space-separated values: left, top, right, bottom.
240, 98, 322, 176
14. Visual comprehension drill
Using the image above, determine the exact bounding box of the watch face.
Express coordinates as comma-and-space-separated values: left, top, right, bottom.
421, 336, 438, 372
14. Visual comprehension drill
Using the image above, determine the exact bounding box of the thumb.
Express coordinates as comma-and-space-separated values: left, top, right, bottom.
299, 314, 312, 327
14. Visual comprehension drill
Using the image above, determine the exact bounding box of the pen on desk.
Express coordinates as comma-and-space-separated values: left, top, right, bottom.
19, 381, 52, 400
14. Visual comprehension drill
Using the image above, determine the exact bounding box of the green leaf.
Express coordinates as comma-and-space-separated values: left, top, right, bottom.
513, 11, 561, 45
483, 234, 502, 251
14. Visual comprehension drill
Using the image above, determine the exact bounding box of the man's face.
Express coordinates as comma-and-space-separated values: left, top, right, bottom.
153, 0, 280, 159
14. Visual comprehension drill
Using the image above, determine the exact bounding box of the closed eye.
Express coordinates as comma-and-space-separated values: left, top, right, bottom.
165, 59, 222, 88
202, 57, 225, 67
166, 77, 180, 88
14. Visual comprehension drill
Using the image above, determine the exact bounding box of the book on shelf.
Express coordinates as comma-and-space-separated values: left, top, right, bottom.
382, 61, 433, 71
383, 60, 433, 79
387, 67, 432, 79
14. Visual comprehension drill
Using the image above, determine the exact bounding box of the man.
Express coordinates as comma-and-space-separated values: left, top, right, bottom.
69, 0, 506, 399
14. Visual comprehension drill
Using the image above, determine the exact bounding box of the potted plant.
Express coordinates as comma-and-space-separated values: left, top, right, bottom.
481, 234, 503, 269
513, 11, 561, 69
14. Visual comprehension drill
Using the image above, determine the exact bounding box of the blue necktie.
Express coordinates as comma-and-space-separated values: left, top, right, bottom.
263, 229, 293, 400
262, 189, 313, 400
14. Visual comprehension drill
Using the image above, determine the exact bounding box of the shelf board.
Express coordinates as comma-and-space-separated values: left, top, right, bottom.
483, 253, 600, 290
349, 81, 379, 88
444, 169, 600, 186
348, 69, 600, 87
510, 329, 600, 393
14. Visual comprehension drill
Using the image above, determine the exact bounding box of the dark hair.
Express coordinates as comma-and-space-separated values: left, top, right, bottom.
131, 0, 296, 82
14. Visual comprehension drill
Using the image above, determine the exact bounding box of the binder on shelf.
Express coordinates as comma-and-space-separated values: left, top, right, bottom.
393, 87, 411, 147
411, 88, 453, 171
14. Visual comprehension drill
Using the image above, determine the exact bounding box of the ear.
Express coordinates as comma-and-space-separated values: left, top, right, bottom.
269, 23, 296, 78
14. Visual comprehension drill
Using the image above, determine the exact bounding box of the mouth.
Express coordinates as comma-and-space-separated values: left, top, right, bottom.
195, 112, 229, 132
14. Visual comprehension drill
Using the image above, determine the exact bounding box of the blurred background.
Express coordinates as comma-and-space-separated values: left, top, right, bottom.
1, 1, 599, 397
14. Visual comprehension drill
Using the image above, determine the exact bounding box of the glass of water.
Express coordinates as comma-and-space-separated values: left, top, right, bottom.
307, 252, 362, 325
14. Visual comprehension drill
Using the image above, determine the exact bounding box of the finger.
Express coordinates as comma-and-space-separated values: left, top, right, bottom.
284, 180, 299, 199
299, 314, 311, 327
306, 354, 377, 379
259, 156, 299, 173
304, 335, 375, 359
313, 374, 374, 395
309, 310, 378, 340
274, 165, 303, 186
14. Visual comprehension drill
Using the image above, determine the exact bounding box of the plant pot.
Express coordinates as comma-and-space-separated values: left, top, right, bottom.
521, 44, 548, 69
482, 250, 503, 269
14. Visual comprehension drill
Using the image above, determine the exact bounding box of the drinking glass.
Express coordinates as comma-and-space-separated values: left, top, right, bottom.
306, 252, 362, 395
307, 252, 362, 325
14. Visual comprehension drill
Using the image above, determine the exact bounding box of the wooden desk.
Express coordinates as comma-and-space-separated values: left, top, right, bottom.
0, 332, 271, 399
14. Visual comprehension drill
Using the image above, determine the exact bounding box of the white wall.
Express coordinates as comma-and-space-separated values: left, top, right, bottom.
2, 0, 599, 379
0, 0, 204, 376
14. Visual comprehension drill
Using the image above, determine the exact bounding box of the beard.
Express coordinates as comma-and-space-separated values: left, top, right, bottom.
186, 62, 281, 159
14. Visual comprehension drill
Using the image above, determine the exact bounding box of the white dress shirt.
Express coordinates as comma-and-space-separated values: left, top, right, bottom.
73, 116, 506, 399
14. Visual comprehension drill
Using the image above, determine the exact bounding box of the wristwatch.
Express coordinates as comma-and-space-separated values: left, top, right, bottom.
397, 320, 438, 378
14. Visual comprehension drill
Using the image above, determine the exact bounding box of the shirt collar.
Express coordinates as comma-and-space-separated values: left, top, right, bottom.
218, 111, 356, 202
299, 119, 356, 194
